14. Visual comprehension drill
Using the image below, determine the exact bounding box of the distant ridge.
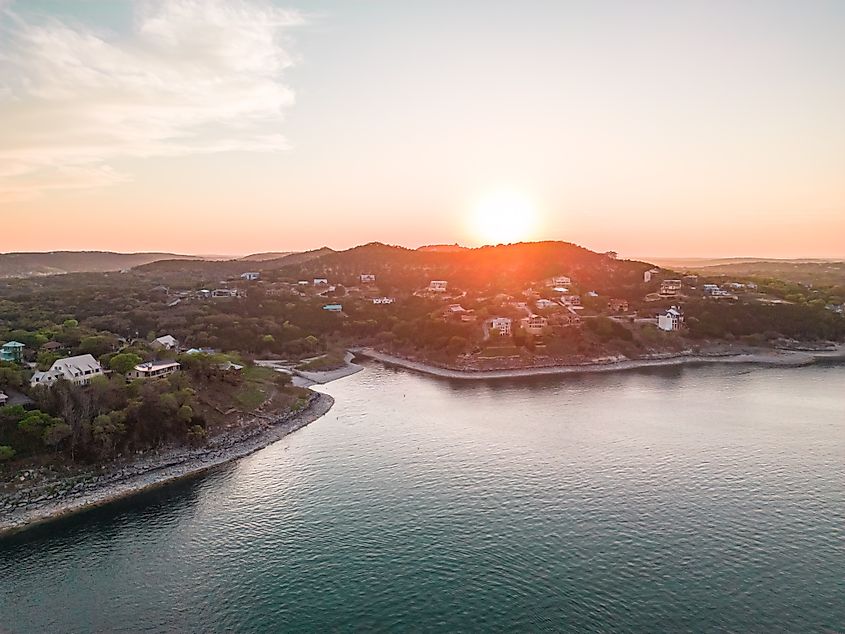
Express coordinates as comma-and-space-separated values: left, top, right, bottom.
416, 243, 469, 253
0, 251, 201, 278
239, 252, 294, 262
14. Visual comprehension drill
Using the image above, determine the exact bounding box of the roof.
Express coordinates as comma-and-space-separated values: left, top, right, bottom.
154, 335, 178, 346
132, 360, 181, 372
1, 341, 25, 348
663, 308, 683, 317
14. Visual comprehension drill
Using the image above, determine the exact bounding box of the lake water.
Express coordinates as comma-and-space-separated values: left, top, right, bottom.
2, 361, 844, 633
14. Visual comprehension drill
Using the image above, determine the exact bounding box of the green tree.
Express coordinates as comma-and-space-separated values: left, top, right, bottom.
109, 353, 143, 375
0, 445, 15, 461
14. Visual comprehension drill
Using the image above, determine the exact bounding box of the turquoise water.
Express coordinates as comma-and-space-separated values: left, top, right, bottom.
2, 361, 844, 633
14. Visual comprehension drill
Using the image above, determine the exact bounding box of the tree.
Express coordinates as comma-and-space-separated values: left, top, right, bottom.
0, 445, 14, 462
43, 422, 72, 449
109, 353, 143, 375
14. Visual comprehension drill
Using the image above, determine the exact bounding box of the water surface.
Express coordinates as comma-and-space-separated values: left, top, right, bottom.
2, 362, 844, 632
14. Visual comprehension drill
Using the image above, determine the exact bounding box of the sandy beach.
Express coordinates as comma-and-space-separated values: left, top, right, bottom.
0, 391, 335, 537
353, 345, 845, 381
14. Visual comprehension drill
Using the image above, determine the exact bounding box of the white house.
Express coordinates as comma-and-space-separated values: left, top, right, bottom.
212, 288, 238, 298
0, 392, 7, 406
550, 276, 572, 286
658, 307, 684, 331
30, 354, 104, 388
314, 278, 329, 286
560, 295, 582, 307
241, 272, 260, 281
127, 360, 181, 380
323, 304, 343, 312
372, 297, 395, 304
660, 280, 683, 296
360, 274, 376, 283
428, 280, 448, 292
490, 317, 512, 336
643, 268, 660, 283
536, 298, 557, 310
151, 334, 179, 351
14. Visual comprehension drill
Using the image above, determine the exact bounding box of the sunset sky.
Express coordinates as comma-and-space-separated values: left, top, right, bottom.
1, 0, 843, 258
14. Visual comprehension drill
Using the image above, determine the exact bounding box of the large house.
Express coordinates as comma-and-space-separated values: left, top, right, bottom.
0, 341, 25, 363
560, 295, 582, 307
490, 317, 512, 336
127, 360, 181, 380
428, 280, 448, 293
30, 354, 104, 388
660, 280, 683, 296
521, 314, 548, 335
151, 335, 179, 351
658, 307, 684, 331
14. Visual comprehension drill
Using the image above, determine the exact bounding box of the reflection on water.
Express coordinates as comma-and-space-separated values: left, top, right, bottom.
2, 361, 844, 633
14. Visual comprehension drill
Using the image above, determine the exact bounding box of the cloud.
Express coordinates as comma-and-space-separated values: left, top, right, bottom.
0, 0, 304, 200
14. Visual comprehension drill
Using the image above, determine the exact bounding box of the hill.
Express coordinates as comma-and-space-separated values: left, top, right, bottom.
0, 251, 201, 278
649, 258, 845, 288
239, 252, 294, 262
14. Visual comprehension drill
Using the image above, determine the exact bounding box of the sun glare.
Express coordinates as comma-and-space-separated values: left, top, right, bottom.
470, 190, 538, 245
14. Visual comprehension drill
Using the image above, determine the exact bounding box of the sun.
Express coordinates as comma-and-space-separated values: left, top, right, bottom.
470, 189, 538, 245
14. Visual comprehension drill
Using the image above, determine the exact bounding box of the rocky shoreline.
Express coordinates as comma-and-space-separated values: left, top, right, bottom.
0, 391, 335, 537
354, 345, 845, 380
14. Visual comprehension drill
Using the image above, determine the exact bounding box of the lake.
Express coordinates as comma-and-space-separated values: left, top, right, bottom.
2, 361, 844, 632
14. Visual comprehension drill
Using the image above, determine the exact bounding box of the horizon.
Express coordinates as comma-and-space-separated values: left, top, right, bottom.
2, 0, 843, 257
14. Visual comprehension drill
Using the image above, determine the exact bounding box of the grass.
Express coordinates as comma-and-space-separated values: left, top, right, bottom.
295, 352, 346, 371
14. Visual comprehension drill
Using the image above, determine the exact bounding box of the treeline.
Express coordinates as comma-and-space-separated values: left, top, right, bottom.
685, 302, 845, 340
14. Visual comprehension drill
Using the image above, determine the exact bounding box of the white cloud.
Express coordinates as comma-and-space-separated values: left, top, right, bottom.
0, 0, 304, 199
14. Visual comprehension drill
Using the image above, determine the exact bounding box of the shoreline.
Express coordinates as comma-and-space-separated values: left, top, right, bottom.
0, 391, 335, 538
353, 345, 845, 380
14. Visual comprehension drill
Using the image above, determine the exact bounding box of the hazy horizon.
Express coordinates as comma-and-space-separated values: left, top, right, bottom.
2, 0, 843, 257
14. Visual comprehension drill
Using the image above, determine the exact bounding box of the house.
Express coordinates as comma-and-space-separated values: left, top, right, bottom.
560, 295, 582, 307
0, 341, 25, 363
41, 341, 63, 352
658, 307, 684, 331
197, 289, 212, 299
372, 297, 395, 304
535, 298, 557, 310
490, 317, 512, 336
428, 280, 448, 293
549, 308, 581, 327
167, 298, 181, 307
30, 354, 104, 388
297, 280, 310, 286
241, 272, 260, 281
447, 304, 466, 313
643, 268, 660, 283
608, 298, 629, 312
212, 288, 239, 298
0, 392, 7, 406
360, 274, 376, 283
217, 361, 244, 372
586, 291, 599, 297
322, 304, 343, 312
314, 278, 329, 286
683, 275, 699, 286
702, 284, 721, 295
550, 276, 572, 286
127, 360, 181, 380
660, 280, 682, 296
186, 347, 217, 355
520, 314, 548, 335
151, 335, 179, 351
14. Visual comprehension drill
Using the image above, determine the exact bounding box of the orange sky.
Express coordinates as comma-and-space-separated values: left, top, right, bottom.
2, 0, 844, 258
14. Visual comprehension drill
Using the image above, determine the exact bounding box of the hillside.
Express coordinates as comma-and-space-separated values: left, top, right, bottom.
239, 252, 294, 262
0, 251, 201, 278
273, 241, 653, 295
658, 259, 845, 288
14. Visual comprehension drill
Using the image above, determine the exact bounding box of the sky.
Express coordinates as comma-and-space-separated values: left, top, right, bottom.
1, 0, 843, 258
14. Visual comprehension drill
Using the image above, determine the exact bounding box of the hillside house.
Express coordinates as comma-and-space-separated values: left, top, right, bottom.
127, 360, 181, 380
428, 280, 448, 293
521, 314, 548, 335
660, 280, 682, 296
0, 341, 25, 363
151, 335, 179, 351
643, 268, 660, 283
360, 274, 376, 283
549, 276, 572, 286
212, 288, 239, 298
241, 272, 260, 281
608, 298, 629, 312
490, 317, 512, 336
41, 341, 63, 352
0, 392, 7, 406
372, 297, 394, 304
322, 304, 343, 312
536, 299, 557, 310
658, 307, 684, 331
560, 295, 582, 307
314, 278, 329, 286
30, 354, 104, 388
